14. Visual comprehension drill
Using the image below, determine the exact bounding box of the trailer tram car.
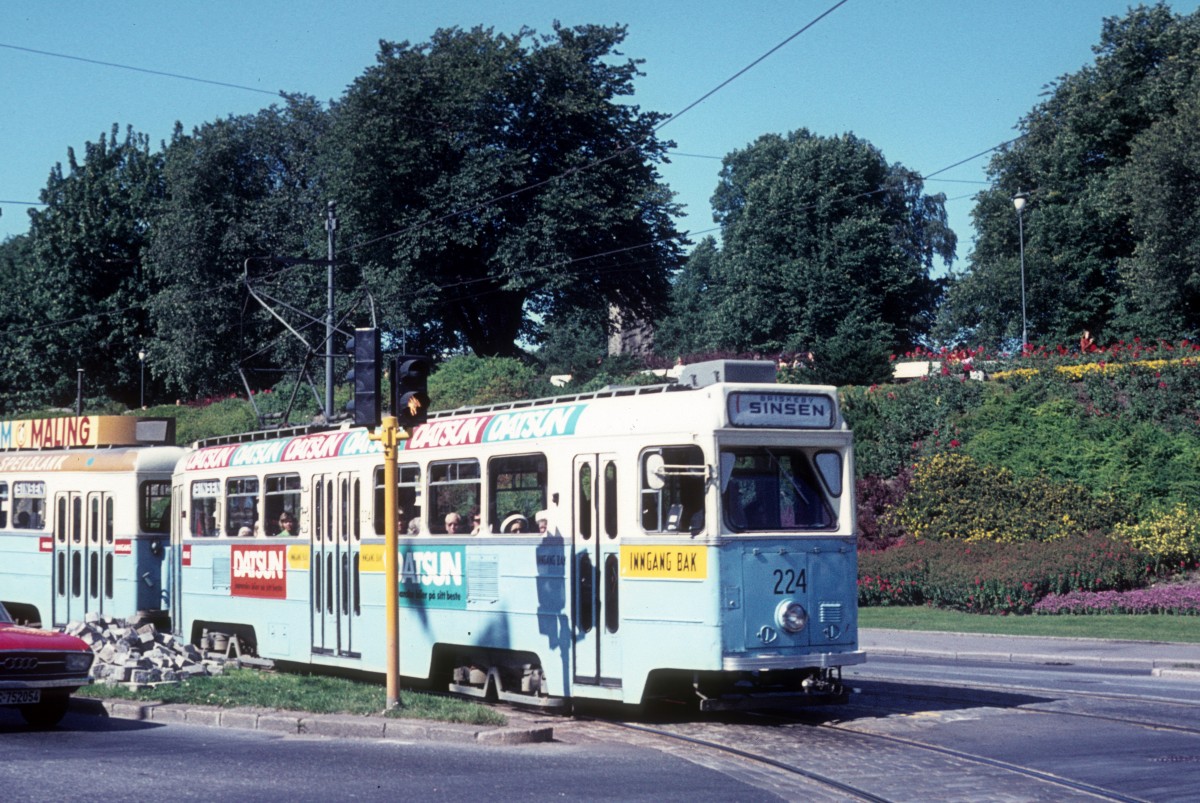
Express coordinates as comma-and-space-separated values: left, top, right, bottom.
0, 416, 183, 629
171, 360, 864, 709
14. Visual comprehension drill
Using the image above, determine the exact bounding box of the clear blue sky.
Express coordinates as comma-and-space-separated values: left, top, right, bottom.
3, 1, 1196, 270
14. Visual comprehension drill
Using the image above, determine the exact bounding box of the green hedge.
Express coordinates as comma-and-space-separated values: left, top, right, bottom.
858, 534, 1153, 614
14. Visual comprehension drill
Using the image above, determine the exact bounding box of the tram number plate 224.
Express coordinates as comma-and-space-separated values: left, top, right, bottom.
772, 568, 807, 595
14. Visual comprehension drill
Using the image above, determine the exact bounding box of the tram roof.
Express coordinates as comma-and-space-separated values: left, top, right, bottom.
188, 360, 842, 465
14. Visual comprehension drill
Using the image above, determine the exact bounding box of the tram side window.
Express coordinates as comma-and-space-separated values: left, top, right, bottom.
0, 482, 6, 528
264, 474, 301, 536
640, 446, 705, 534
373, 464, 422, 536
191, 480, 220, 537
140, 481, 171, 533
720, 448, 835, 532
489, 454, 546, 534
225, 477, 260, 536
429, 459, 480, 534
13, 481, 46, 530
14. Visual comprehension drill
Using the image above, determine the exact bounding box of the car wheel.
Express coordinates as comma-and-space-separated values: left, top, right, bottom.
19, 692, 70, 729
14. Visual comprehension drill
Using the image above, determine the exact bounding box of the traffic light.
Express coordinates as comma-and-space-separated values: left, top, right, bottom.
350, 327, 381, 428
392, 355, 431, 429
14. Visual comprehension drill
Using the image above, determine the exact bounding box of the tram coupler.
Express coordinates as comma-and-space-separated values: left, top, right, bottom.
692, 668, 850, 711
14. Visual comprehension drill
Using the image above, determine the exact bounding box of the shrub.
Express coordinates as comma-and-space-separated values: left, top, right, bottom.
858, 534, 1153, 614
840, 371, 984, 478
894, 452, 1128, 543
172, 398, 259, 444
855, 470, 911, 551
1112, 503, 1200, 572
1076, 354, 1200, 434
429, 355, 553, 409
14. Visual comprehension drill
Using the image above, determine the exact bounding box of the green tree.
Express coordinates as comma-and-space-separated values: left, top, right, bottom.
941, 3, 1200, 347
534, 316, 608, 381
146, 98, 331, 398
0, 234, 41, 412
662, 130, 953, 384
1117, 77, 1200, 335
652, 236, 725, 358
323, 24, 683, 359
23, 125, 164, 406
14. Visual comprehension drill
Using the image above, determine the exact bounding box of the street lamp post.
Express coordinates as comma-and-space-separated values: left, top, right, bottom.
138, 350, 146, 409
1013, 191, 1029, 350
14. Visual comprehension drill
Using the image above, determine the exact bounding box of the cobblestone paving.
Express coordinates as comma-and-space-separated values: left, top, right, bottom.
558, 716, 1111, 802
555, 719, 848, 802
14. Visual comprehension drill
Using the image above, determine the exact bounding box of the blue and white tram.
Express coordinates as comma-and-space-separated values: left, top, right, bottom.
0, 416, 183, 628
170, 360, 863, 708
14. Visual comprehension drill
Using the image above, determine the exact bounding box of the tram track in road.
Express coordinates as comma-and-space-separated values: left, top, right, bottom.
580, 717, 894, 802
568, 711, 1150, 803
843, 675, 1200, 738
807, 719, 1150, 803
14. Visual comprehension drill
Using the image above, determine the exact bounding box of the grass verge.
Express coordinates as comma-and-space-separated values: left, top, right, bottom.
81, 668, 507, 726
860, 606, 1200, 643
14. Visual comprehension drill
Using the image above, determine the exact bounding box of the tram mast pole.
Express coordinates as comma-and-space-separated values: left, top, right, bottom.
324, 201, 337, 423
370, 415, 407, 710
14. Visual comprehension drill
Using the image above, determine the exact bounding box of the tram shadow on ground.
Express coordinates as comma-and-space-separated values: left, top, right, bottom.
830, 678, 1056, 719
572, 678, 1060, 728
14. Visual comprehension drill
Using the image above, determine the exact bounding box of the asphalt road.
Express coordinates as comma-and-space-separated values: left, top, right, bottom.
6, 635, 1199, 802
0, 708, 779, 803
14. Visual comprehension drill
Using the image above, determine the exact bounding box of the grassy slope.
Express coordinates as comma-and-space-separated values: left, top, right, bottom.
860, 606, 1200, 643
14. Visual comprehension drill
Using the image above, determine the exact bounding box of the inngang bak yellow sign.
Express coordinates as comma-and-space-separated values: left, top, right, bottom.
621, 545, 707, 580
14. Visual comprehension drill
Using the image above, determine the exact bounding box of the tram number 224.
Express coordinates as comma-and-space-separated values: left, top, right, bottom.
773, 568, 807, 595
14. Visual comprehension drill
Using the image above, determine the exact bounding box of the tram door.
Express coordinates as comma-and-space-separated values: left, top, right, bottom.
168, 484, 185, 634
571, 454, 622, 687
52, 491, 112, 626
311, 472, 361, 658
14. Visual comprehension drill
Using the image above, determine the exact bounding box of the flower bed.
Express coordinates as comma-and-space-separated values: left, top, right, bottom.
1034, 585, 1200, 615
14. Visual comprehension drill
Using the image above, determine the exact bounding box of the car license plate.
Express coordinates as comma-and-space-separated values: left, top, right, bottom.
0, 689, 40, 705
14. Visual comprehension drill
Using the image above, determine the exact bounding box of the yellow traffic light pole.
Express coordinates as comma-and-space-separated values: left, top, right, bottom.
370, 414, 408, 709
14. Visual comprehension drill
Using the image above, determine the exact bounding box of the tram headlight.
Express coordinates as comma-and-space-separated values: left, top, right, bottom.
775, 600, 809, 634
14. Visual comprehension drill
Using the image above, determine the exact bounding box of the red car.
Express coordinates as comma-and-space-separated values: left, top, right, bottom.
0, 602, 95, 727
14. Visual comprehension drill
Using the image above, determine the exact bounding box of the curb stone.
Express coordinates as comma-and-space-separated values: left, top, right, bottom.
865, 642, 1200, 674
861, 629, 1200, 677
72, 698, 554, 745
1151, 666, 1200, 679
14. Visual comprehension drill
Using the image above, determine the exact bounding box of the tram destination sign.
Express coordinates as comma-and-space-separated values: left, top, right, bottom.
726, 392, 834, 429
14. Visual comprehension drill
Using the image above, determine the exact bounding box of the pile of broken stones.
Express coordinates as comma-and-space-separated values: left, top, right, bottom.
65, 613, 229, 688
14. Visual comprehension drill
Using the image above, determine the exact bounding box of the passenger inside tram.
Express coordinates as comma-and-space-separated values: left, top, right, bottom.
502, 513, 528, 533
277, 511, 298, 536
